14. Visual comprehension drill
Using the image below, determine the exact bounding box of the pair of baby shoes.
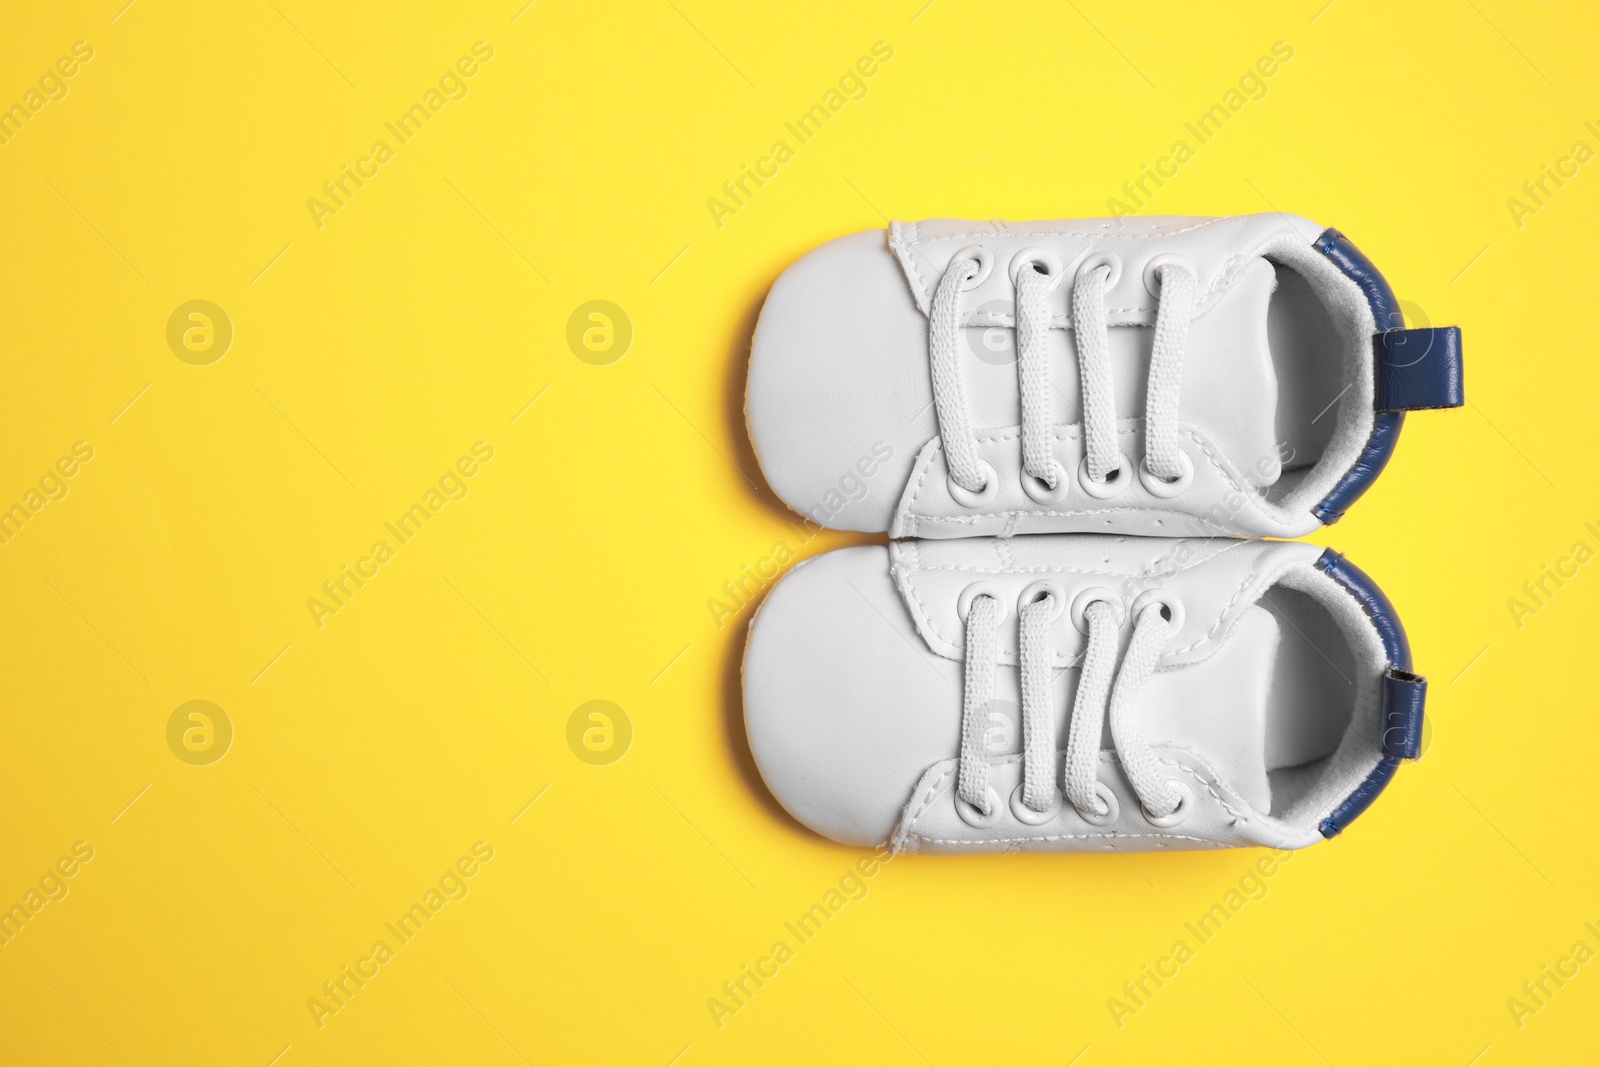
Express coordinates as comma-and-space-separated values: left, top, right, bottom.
742, 214, 1463, 854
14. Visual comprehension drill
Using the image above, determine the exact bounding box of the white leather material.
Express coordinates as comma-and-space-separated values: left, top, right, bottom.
746, 215, 1379, 538
888, 216, 1325, 326
1145, 606, 1279, 813
742, 536, 1394, 853
890, 536, 1291, 669
892, 754, 1258, 854
743, 549, 963, 846
746, 231, 931, 532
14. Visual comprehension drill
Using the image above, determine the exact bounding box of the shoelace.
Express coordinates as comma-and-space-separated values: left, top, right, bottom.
928, 251, 1199, 502
956, 588, 1185, 824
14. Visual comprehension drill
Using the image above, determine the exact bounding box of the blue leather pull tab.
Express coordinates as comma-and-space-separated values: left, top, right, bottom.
1381, 668, 1427, 760
1375, 326, 1464, 411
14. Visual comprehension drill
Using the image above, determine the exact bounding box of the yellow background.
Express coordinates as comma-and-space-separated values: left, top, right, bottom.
0, 0, 1595, 1063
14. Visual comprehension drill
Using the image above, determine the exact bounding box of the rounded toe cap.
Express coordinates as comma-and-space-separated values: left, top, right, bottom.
743, 545, 959, 845
746, 230, 931, 533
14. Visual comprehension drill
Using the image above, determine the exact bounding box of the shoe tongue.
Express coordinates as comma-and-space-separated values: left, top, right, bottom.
1169, 256, 1282, 486
1000, 256, 1282, 487
1140, 605, 1280, 812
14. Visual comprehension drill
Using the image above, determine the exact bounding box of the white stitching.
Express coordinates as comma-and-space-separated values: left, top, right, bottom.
898, 539, 1256, 657
903, 218, 1229, 241
898, 753, 1247, 845
902, 424, 1261, 524
1152, 752, 1248, 822
902, 764, 954, 828
1162, 570, 1267, 657
896, 218, 1294, 327
911, 832, 1226, 846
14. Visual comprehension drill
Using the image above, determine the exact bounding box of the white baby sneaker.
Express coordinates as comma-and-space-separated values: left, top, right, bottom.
743, 535, 1426, 853
746, 216, 1463, 539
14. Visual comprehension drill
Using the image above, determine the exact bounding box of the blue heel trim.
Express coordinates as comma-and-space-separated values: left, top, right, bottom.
1313, 549, 1423, 838
1319, 758, 1401, 838
1314, 548, 1412, 669
1312, 412, 1403, 525
1309, 228, 1406, 525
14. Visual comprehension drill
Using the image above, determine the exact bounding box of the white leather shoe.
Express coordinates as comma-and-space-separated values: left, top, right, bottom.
746, 216, 1463, 539
743, 535, 1426, 853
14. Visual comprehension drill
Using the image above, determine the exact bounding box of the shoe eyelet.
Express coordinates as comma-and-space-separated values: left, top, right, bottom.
1142, 253, 1197, 296
1020, 460, 1070, 505
1138, 450, 1195, 498
953, 245, 993, 291
957, 582, 1009, 625
1075, 251, 1122, 288
1141, 780, 1195, 828
1010, 783, 1064, 825
1008, 247, 1065, 292
1077, 453, 1131, 499
1017, 579, 1067, 622
956, 786, 1004, 828
948, 459, 998, 508
1131, 588, 1184, 630
1075, 781, 1120, 826
1069, 586, 1117, 634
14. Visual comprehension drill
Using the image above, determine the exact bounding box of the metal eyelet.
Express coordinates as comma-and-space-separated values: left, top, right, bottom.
1075, 251, 1123, 288
1008, 247, 1066, 292
1138, 450, 1195, 498
1020, 460, 1071, 505
948, 459, 999, 509
956, 786, 1005, 828
1078, 452, 1131, 499
957, 582, 1008, 625
1069, 586, 1117, 634
1141, 780, 1195, 828
1017, 579, 1067, 622
1142, 253, 1197, 296
953, 245, 993, 291
1076, 781, 1120, 826
1010, 783, 1064, 825
1131, 588, 1184, 631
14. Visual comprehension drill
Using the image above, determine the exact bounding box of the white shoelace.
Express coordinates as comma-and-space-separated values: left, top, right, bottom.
957, 590, 1183, 821
928, 254, 1198, 497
